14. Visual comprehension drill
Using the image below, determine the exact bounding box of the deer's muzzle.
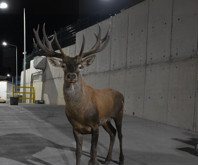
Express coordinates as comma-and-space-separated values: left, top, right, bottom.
65, 73, 78, 83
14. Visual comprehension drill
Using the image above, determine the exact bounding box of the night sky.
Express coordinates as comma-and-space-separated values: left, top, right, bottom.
0, 0, 79, 77
0, 0, 143, 78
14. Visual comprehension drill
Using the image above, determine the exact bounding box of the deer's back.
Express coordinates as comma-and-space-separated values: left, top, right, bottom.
92, 87, 124, 123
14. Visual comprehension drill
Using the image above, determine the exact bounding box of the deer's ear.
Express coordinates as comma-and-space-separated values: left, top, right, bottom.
48, 57, 63, 67
81, 55, 96, 67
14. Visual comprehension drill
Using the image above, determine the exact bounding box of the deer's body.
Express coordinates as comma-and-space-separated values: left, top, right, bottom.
64, 76, 124, 134
34, 23, 124, 165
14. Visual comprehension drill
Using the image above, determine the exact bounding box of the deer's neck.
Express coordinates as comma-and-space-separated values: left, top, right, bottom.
63, 74, 88, 105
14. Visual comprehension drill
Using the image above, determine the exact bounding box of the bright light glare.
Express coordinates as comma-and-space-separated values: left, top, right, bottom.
0, 2, 8, 9
2, 41, 7, 46
7, 74, 10, 77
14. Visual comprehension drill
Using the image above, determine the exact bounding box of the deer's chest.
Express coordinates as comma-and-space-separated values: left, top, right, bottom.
65, 104, 99, 134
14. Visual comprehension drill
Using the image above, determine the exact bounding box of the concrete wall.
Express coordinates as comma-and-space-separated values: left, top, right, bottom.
6, 81, 14, 99
21, 0, 198, 131
0, 81, 14, 100
42, 61, 64, 105
20, 61, 43, 103
0, 82, 7, 100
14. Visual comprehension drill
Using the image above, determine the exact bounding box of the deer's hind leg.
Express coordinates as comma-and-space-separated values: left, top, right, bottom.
114, 110, 124, 165
102, 120, 116, 164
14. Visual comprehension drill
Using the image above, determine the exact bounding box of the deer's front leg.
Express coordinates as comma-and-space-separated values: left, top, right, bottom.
73, 129, 83, 165
88, 127, 99, 165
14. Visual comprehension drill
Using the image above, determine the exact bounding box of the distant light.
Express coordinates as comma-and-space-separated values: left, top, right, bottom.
2, 41, 7, 46
0, 2, 8, 9
7, 74, 10, 77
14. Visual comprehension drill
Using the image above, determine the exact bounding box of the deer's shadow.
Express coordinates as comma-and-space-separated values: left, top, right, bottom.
0, 133, 76, 165
173, 136, 198, 156
0, 133, 115, 165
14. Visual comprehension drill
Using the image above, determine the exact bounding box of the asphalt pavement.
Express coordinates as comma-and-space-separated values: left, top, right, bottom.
0, 103, 198, 165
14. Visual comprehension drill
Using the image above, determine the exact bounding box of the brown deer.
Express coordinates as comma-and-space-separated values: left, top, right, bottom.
33, 23, 124, 165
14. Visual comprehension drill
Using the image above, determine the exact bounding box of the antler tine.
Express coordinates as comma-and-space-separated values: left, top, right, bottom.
54, 32, 68, 58
92, 22, 111, 53
102, 21, 111, 43
79, 24, 101, 58
94, 34, 110, 53
90, 24, 102, 50
33, 24, 64, 59
42, 23, 54, 51
33, 24, 50, 53
33, 38, 39, 51
80, 23, 111, 59
93, 22, 111, 53
78, 35, 85, 59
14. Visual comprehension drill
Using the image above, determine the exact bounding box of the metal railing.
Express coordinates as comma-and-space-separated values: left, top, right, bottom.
13, 86, 35, 103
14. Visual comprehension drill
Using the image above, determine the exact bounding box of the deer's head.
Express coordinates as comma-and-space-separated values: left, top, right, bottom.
33, 23, 110, 83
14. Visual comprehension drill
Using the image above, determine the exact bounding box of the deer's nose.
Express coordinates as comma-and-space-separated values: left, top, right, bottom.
66, 73, 77, 82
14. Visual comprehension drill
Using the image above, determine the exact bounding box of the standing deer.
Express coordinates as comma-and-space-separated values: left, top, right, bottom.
33, 23, 124, 165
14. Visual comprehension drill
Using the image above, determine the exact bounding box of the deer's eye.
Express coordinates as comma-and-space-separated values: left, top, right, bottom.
78, 64, 83, 70
62, 63, 67, 69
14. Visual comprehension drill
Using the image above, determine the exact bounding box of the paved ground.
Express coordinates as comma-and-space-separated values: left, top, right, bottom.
0, 103, 198, 165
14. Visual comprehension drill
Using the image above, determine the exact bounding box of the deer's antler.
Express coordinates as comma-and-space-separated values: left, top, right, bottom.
33, 23, 68, 59
78, 22, 111, 59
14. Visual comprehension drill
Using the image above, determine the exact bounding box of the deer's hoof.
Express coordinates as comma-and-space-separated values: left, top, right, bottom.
119, 155, 124, 165
119, 160, 124, 165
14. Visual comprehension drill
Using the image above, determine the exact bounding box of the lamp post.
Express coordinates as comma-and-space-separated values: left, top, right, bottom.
2, 41, 18, 86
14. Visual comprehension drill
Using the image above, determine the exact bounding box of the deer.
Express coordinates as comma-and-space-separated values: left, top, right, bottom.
33, 23, 124, 165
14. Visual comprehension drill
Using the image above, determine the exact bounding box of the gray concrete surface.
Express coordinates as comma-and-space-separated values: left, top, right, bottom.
0, 103, 198, 165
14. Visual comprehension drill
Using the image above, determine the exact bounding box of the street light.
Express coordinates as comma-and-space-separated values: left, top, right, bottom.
2, 41, 7, 46
2, 41, 18, 86
0, 2, 8, 9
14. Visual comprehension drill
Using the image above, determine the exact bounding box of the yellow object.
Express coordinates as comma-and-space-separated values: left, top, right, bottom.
13, 86, 35, 103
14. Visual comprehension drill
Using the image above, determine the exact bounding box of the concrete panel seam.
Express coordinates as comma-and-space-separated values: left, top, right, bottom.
125, 13, 130, 69
166, 0, 174, 124
166, 63, 171, 124
122, 13, 129, 99
145, 0, 150, 66
197, 12, 198, 57
109, 17, 113, 88
193, 63, 198, 131
169, 0, 174, 61
142, 0, 150, 117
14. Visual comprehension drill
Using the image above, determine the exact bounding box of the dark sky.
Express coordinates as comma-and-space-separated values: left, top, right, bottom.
0, 0, 79, 77
0, 0, 143, 78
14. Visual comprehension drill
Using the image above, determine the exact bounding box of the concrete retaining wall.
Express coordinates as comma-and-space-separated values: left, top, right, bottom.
21, 0, 198, 131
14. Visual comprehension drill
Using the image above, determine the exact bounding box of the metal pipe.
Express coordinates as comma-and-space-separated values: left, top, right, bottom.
16, 46, 18, 86
23, 8, 26, 102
